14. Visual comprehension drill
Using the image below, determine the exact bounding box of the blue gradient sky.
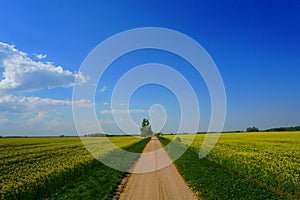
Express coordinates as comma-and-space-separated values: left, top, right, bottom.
0, 0, 299, 135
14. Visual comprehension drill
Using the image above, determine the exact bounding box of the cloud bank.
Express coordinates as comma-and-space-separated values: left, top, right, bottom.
0, 95, 93, 113
0, 41, 88, 92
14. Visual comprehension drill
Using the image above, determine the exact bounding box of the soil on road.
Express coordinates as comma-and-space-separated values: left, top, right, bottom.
118, 136, 198, 200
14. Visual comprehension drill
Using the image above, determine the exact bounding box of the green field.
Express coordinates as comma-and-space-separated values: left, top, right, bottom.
160, 132, 300, 199
0, 136, 149, 199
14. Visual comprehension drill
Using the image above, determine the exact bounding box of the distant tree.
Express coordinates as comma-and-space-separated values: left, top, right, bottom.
264, 126, 300, 132
85, 133, 106, 137
246, 126, 259, 132
155, 132, 163, 136
140, 118, 153, 137
142, 118, 149, 127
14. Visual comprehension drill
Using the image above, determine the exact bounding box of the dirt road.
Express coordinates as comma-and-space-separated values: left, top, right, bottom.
118, 136, 198, 200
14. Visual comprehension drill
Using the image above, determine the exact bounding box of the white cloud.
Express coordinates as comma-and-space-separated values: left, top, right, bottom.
0, 95, 94, 113
0, 95, 94, 136
101, 109, 148, 114
33, 53, 47, 60
99, 86, 106, 92
103, 102, 109, 106
0, 41, 88, 92
29, 111, 48, 123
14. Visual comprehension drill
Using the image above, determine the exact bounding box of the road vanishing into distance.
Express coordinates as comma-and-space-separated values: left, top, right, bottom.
118, 136, 198, 200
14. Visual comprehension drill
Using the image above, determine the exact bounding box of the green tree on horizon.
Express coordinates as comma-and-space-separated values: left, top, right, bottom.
140, 118, 153, 137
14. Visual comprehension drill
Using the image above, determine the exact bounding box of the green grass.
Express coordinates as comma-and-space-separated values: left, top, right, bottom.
158, 132, 299, 199
0, 136, 150, 199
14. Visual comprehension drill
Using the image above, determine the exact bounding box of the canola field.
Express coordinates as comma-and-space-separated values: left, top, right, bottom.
0, 136, 144, 199
166, 132, 300, 199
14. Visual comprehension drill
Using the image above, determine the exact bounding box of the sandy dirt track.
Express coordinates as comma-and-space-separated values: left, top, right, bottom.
118, 136, 198, 200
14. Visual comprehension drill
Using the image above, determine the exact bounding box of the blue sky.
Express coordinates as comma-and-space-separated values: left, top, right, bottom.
0, 0, 299, 136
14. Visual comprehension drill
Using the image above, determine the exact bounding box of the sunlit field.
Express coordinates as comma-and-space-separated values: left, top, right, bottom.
162, 132, 300, 199
0, 136, 148, 199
